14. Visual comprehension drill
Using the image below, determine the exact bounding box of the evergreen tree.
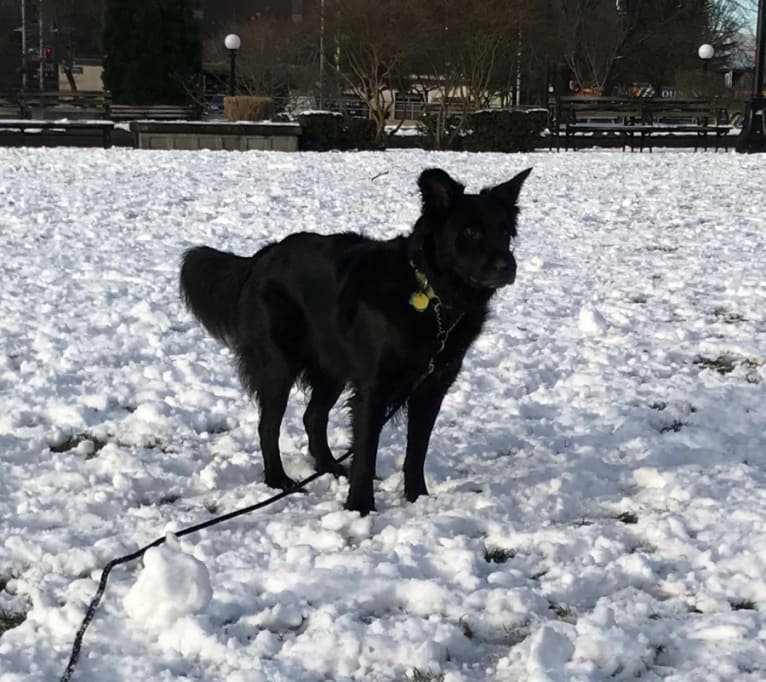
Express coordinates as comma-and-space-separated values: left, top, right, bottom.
103, 0, 201, 104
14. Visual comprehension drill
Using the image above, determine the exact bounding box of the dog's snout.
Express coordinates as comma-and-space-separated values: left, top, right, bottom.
490, 255, 516, 285
493, 255, 514, 274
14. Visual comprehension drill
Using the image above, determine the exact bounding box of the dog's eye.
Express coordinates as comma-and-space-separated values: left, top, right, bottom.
463, 225, 482, 240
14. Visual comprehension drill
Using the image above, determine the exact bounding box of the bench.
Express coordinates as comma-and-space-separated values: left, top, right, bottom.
638, 98, 730, 151
0, 119, 114, 148
0, 91, 199, 121
109, 104, 197, 121
551, 97, 730, 151
555, 97, 642, 151
0, 90, 111, 120
0, 95, 20, 119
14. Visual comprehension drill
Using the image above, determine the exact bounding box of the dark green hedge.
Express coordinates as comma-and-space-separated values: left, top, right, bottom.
297, 109, 548, 152
393, 109, 548, 152
463, 109, 548, 153
297, 112, 377, 151
419, 114, 465, 150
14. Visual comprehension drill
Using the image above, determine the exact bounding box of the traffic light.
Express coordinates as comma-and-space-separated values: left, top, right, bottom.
42, 46, 57, 90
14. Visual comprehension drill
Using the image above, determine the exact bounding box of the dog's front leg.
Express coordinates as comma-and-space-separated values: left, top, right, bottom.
404, 364, 460, 502
345, 391, 386, 516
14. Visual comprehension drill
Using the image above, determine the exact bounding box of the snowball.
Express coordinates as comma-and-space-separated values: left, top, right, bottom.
526, 623, 575, 682
578, 304, 608, 336
633, 467, 673, 489
124, 535, 212, 628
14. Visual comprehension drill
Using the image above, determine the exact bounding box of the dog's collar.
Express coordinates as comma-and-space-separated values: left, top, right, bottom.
409, 262, 438, 312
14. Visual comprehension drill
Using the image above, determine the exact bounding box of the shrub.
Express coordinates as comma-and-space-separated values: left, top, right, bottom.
344, 116, 378, 150
297, 112, 344, 150
463, 109, 548, 153
418, 113, 464, 151
224, 96, 273, 122
297, 112, 376, 151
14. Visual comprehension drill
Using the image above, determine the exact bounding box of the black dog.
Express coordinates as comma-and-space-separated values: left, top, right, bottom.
180, 167, 531, 515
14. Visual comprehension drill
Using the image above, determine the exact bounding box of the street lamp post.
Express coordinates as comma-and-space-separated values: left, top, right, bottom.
38, 0, 43, 93
224, 33, 241, 97
698, 43, 714, 73
319, 0, 325, 109
736, 0, 766, 153
20, 0, 27, 93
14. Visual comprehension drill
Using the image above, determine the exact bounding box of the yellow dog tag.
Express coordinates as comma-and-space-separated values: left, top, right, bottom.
410, 292, 430, 311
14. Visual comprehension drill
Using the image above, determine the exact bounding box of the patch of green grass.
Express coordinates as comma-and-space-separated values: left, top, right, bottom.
503, 623, 530, 645
0, 609, 27, 636
616, 511, 639, 525
408, 669, 445, 682
50, 432, 174, 457
50, 434, 107, 457
694, 353, 762, 375
550, 603, 575, 622
659, 419, 684, 434
711, 307, 746, 324
483, 547, 515, 564
731, 599, 757, 611
694, 354, 738, 375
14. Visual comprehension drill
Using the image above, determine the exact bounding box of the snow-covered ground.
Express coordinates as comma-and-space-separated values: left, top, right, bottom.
1, 147, 764, 682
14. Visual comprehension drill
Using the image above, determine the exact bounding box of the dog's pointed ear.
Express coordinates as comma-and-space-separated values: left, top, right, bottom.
418, 168, 465, 213
486, 167, 532, 208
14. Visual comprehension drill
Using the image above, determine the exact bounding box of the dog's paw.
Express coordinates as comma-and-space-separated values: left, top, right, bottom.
264, 472, 300, 492
316, 457, 348, 479
404, 479, 429, 503
344, 493, 376, 517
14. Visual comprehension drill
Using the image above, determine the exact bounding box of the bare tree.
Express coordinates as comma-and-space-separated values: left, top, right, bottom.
408, 0, 530, 149
324, 0, 416, 144
612, 0, 745, 94
551, 0, 635, 95
707, 0, 748, 52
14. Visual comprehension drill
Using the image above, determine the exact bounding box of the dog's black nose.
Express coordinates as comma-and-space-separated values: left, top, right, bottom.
491, 256, 516, 285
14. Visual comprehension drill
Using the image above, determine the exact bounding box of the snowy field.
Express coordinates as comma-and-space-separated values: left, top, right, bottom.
1, 147, 765, 682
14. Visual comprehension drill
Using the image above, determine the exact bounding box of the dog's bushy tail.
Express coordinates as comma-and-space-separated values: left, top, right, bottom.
180, 246, 253, 346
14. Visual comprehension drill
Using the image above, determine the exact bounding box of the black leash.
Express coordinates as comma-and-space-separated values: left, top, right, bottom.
59, 447, 353, 682
60, 297, 461, 682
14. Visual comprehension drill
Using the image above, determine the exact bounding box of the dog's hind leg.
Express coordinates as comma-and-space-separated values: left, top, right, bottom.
254, 359, 299, 491
303, 377, 346, 477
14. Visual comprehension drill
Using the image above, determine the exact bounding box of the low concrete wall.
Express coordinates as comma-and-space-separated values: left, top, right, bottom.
130, 121, 301, 151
